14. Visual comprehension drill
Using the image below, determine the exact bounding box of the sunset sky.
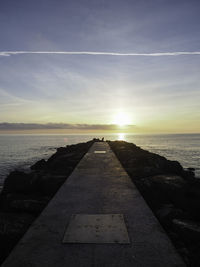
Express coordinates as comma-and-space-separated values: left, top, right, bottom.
0, 0, 200, 133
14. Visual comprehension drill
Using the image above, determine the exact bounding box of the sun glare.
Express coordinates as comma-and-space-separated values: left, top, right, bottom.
118, 133, 126, 140
113, 112, 131, 127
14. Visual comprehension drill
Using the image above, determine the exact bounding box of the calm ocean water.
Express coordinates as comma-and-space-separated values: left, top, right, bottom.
0, 133, 199, 185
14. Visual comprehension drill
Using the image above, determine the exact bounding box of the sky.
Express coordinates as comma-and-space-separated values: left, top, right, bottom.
0, 0, 200, 134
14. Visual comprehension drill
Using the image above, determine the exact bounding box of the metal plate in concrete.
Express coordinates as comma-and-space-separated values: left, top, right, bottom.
63, 214, 130, 244
94, 151, 106, 154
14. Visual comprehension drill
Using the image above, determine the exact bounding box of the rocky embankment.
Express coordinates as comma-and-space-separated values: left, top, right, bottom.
108, 141, 200, 267
0, 140, 94, 265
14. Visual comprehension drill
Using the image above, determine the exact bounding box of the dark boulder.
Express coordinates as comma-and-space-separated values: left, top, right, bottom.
37, 174, 67, 196
182, 170, 195, 180
162, 160, 183, 175
46, 153, 76, 175
156, 204, 185, 226
173, 219, 200, 242
134, 175, 187, 210
146, 175, 188, 209
0, 212, 35, 264
10, 198, 49, 214
30, 159, 46, 170
2, 171, 35, 195
188, 168, 195, 172
183, 181, 200, 220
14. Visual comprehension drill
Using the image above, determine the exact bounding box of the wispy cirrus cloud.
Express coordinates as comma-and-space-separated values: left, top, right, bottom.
1, 51, 200, 57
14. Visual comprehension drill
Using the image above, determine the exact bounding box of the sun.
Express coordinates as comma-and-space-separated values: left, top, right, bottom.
113, 112, 131, 127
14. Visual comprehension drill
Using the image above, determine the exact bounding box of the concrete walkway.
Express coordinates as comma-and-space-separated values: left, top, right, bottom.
2, 142, 185, 267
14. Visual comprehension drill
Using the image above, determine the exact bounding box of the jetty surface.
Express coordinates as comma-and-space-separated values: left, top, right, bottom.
1, 142, 185, 267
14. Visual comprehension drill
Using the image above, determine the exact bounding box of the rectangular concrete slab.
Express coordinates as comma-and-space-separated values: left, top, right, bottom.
1, 142, 185, 267
63, 214, 130, 244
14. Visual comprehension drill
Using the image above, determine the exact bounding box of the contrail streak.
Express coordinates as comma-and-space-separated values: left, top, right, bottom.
1, 51, 200, 57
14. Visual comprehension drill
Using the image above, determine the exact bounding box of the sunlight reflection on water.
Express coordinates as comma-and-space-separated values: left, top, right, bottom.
117, 133, 126, 141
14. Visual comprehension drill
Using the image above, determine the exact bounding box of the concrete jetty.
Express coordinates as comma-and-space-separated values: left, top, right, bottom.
1, 142, 185, 267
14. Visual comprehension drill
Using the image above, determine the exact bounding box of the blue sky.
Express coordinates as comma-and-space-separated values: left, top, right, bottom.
0, 0, 200, 133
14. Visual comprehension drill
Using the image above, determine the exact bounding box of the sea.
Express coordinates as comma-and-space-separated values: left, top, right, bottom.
0, 133, 199, 187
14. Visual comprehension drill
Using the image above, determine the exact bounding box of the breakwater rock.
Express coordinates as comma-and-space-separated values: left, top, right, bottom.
108, 141, 199, 266
0, 140, 94, 264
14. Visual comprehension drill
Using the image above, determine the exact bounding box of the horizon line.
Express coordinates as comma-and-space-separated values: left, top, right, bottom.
1, 51, 200, 57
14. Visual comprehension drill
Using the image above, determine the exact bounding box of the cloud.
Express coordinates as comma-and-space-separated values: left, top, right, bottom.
0, 122, 135, 131
0, 51, 200, 57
